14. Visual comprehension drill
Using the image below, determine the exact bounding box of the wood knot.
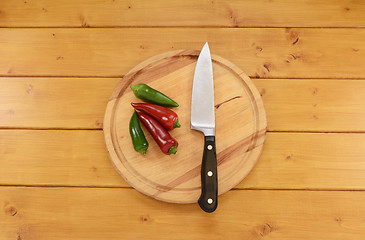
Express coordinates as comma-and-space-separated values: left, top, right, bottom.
227, 7, 238, 26
256, 222, 277, 237
334, 217, 342, 223
260, 88, 266, 96
263, 63, 272, 72
95, 120, 103, 128
286, 53, 303, 63
140, 215, 150, 223
4, 205, 18, 216
26, 84, 34, 94
286, 28, 299, 43
7, 109, 15, 115
312, 87, 319, 95
292, 37, 299, 45
79, 15, 89, 27
255, 46, 263, 56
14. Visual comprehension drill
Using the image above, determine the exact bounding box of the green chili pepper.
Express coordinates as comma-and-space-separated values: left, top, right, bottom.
130, 83, 179, 107
129, 110, 148, 154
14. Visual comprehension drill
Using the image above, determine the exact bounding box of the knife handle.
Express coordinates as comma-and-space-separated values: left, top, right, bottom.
198, 136, 218, 213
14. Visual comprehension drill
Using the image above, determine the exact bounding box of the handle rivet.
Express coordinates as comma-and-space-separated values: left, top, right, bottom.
207, 198, 213, 204
207, 145, 213, 150
207, 171, 213, 177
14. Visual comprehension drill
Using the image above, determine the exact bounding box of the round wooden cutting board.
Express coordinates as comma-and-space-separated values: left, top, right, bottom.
103, 50, 267, 204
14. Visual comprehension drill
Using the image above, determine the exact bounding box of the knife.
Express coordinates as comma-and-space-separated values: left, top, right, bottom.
191, 42, 218, 213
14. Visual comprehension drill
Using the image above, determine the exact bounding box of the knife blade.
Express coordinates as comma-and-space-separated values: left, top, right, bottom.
191, 42, 217, 213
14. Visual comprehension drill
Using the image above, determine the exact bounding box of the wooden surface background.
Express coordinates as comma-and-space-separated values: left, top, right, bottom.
1, 0, 365, 239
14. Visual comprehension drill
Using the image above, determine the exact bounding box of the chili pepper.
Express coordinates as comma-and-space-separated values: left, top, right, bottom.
131, 103, 181, 131
137, 112, 178, 155
130, 83, 179, 107
129, 111, 149, 154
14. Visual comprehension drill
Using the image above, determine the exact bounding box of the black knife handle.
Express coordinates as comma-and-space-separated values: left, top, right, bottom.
198, 136, 218, 213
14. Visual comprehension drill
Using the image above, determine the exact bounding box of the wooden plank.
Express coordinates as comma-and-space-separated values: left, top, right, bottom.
242, 132, 365, 190
2, 78, 365, 132
1, 0, 365, 27
1, 187, 365, 239
0, 77, 119, 129
1, 130, 365, 190
0, 130, 123, 187
0, 28, 364, 78
254, 79, 365, 132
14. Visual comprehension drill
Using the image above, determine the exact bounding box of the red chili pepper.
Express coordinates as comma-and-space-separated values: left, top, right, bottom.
137, 112, 178, 155
131, 103, 181, 131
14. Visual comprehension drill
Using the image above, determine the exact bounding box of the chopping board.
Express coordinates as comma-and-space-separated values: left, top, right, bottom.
103, 49, 267, 204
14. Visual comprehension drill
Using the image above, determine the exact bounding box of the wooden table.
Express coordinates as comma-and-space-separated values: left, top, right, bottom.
1, 1, 365, 239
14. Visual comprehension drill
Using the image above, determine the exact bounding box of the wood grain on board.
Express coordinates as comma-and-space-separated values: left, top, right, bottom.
0, 0, 364, 27
0, 28, 364, 78
1, 130, 365, 190
1, 187, 365, 240
1, 78, 365, 132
